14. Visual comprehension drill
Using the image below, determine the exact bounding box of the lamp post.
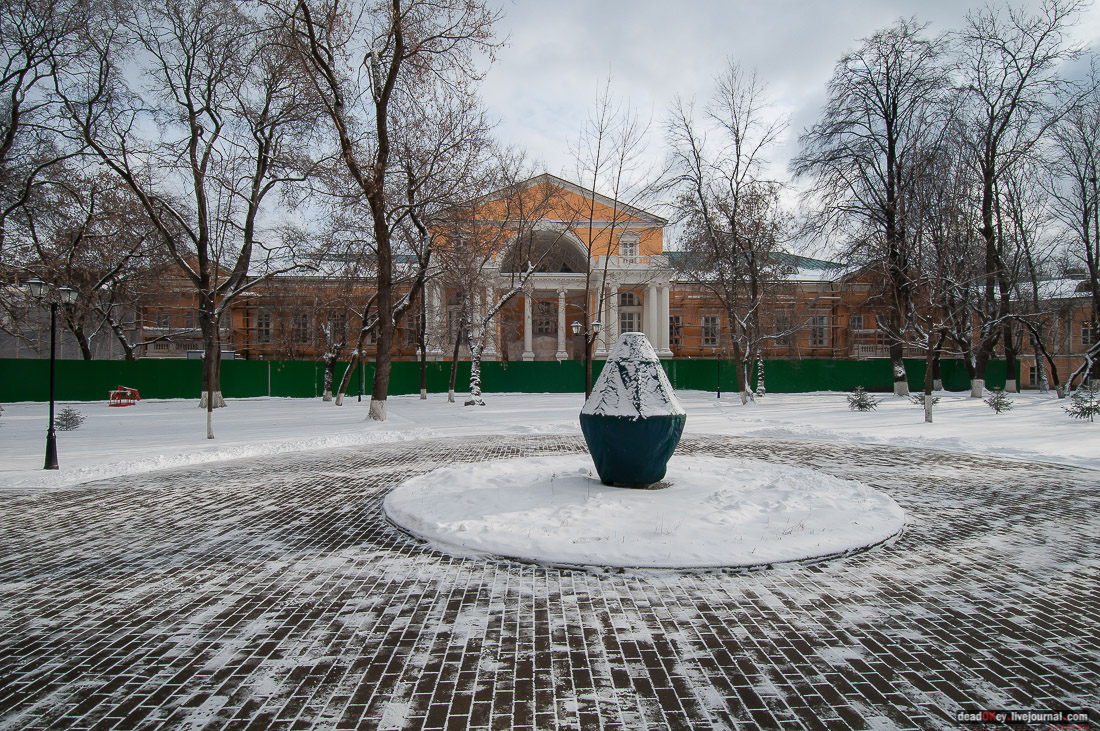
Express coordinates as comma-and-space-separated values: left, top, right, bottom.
571, 319, 602, 399
25, 277, 78, 470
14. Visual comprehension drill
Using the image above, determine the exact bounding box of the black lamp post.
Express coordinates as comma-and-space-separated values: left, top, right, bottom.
25, 277, 78, 470
571, 318, 602, 399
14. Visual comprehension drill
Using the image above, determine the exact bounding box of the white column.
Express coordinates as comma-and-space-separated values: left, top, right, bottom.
555, 287, 568, 360
522, 291, 534, 361
658, 284, 673, 356
645, 283, 658, 344
427, 282, 444, 360
608, 285, 619, 347
483, 286, 498, 359
594, 289, 609, 356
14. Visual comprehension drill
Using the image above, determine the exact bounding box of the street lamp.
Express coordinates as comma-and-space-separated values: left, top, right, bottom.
571, 319, 602, 399
24, 277, 78, 470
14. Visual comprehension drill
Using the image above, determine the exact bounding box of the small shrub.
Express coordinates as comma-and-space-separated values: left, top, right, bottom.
1064, 384, 1100, 422
983, 389, 1013, 414
847, 386, 880, 412
909, 394, 940, 407
55, 407, 86, 431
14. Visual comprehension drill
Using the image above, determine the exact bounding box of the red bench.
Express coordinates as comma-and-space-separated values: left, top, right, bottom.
108, 386, 140, 407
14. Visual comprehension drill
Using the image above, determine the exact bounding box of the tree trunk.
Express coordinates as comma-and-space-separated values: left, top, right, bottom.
368, 222, 394, 421
971, 331, 994, 398
754, 355, 766, 398
890, 340, 909, 397
1003, 323, 1018, 394
730, 340, 747, 404
739, 349, 753, 405
322, 353, 335, 401
931, 349, 943, 392
447, 328, 462, 403
419, 297, 427, 400
75, 329, 93, 361
104, 312, 137, 361
198, 310, 225, 411
465, 341, 485, 406
923, 336, 936, 423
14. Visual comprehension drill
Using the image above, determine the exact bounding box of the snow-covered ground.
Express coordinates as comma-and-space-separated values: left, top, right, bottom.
0, 388, 1096, 491
383, 454, 905, 568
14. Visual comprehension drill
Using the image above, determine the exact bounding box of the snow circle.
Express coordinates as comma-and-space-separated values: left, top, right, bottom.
383, 454, 905, 569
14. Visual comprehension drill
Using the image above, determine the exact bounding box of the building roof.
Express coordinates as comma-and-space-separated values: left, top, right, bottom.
467, 173, 668, 227
665, 250, 850, 284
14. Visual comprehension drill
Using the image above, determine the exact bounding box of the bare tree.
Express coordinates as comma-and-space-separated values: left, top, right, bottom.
0, 0, 91, 258
433, 156, 569, 405
667, 62, 790, 403
570, 75, 662, 397
1046, 58, 1100, 386
61, 0, 322, 438
955, 0, 1085, 396
794, 18, 950, 397
288, 0, 499, 420
5, 165, 161, 359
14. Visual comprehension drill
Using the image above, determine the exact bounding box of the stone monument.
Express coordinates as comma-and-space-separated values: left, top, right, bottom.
579, 332, 686, 486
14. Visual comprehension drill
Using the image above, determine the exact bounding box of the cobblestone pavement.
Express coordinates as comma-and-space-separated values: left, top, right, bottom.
0, 435, 1097, 731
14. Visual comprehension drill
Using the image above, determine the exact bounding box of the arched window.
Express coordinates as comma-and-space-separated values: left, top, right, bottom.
500, 230, 587, 273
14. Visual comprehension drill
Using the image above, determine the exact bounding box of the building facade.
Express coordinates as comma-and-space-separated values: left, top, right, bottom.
6, 174, 1095, 390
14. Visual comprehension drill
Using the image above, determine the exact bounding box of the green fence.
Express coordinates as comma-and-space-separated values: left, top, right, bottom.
0, 357, 1014, 402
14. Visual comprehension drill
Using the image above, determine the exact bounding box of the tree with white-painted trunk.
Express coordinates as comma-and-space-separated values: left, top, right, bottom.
571, 76, 663, 397
955, 0, 1086, 397
795, 19, 951, 398
60, 0, 322, 438
288, 0, 500, 421
433, 156, 568, 405
668, 62, 791, 405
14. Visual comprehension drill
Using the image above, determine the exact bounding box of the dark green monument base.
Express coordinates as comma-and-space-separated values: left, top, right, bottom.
579, 412, 687, 487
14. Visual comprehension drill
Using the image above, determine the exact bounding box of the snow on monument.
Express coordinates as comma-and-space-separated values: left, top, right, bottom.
580, 332, 687, 486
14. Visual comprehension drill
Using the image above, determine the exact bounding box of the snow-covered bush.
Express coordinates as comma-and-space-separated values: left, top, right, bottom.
983, 389, 1012, 414
55, 407, 86, 431
1064, 384, 1100, 422
909, 394, 940, 407
847, 387, 879, 411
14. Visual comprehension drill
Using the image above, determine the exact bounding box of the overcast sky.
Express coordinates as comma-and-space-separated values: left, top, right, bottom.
479, 0, 1100, 211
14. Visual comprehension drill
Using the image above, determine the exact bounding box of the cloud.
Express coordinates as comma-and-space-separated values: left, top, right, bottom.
483, 0, 1100, 183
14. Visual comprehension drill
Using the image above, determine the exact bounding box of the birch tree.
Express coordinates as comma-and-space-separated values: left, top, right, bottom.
667, 62, 790, 403
571, 76, 661, 397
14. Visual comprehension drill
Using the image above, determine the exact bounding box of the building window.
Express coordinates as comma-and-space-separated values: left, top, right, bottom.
773, 314, 793, 347
620, 291, 639, 307
1084, 321, 1098, 347
1028, 362, 1038, 386
327, 312, 347, 343
702, 315, 720, 347
256, 311, 273, 344
849, 315, 864, 331
157, 311, 171, 329
534, 301, 556, 336
620, 310, 640, 334
669, 315, 682, 348
619, 232, 640, 262
810, 315, 829, 348
291, 312, 310, 343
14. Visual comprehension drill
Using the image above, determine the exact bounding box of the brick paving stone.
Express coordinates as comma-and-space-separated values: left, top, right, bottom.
0, 434, 1098, 730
